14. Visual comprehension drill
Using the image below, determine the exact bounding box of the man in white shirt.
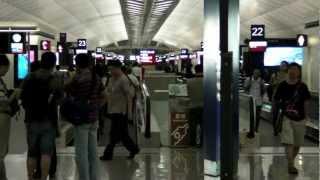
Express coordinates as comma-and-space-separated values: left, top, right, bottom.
100, 60, 140, 161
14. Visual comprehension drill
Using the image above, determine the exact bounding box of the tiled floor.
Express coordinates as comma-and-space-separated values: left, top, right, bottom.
4, 147, 319, 180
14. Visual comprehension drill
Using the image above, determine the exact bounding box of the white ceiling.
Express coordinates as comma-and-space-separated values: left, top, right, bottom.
156, 0, 320, 49
0, 0, 319, 49
0, 0, 127, 48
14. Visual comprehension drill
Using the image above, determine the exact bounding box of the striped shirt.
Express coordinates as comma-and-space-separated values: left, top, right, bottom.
68, 69, 104, 122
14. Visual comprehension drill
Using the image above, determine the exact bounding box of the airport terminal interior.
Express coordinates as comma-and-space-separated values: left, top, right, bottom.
0, 0, 319, 179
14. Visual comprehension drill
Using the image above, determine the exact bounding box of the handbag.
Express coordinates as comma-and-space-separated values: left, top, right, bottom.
275, 109, 283, 134
283, 83, 302, 121
275, 83, 302, 133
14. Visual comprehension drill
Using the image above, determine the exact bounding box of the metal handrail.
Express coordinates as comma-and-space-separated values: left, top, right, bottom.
141, 83, 151, 138
239, 92, 255, 139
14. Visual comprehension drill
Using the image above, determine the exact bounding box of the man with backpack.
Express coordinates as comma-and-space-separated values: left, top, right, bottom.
244, 69, 265, 133
20, 52, 62, 180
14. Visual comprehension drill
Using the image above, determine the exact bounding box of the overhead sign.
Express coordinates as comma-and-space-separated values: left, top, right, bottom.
57, 43, 63, 53
10, 33, 25, 54
40, 40, 51, 51
249, 41, 267, 52
77, 39, 87, 49
75, 49, 88, 55
297, 34, 308, 47
251, 25, 265, 41
60, 33, 67, 44
180, 48, 189, 59
96, 47, 102, 54
140, 49, 156, 63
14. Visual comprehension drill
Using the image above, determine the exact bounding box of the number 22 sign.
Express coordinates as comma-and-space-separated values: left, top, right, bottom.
251, 25, 265, 40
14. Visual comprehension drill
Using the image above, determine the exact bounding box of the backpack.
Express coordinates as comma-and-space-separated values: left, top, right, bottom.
21, 74, 54, 121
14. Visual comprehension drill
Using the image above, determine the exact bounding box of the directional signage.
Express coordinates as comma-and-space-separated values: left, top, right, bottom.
57, 42, 63, 53
297, 34, 308, 47
40, 40, 51, 51
96, 47, 102, 54
251, 25, 265, 41
60, 33, 67, 44
77, 39, 87, 49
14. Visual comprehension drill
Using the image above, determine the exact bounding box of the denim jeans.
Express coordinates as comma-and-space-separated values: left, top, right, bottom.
74, 122, 99, 180
0, 113, 10, 180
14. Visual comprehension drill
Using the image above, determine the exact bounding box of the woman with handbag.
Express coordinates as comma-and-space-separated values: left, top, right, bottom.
274, 63, 311, 174
64, 54, 105, 180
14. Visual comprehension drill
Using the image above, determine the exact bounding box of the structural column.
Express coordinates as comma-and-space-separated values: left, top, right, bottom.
203, 0, 240, 179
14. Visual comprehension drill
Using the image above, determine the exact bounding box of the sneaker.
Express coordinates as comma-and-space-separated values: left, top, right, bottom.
100, 155, 113, 161
288, 166, 298, 174
128, 149, 140, 160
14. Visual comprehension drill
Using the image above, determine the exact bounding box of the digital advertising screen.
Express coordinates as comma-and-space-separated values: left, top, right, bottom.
17, 54, 29, 79
29, 50, 35, 63
264, 47, 304, 66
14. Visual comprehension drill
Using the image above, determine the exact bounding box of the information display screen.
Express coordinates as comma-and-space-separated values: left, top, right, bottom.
140, 49, 155, 63
75, 49, 88, 54
264, 47, 304, 66
17, 54, 29, 79
10, 33, 25, 54
11, 43, 24, 53
29, 50, 35, 63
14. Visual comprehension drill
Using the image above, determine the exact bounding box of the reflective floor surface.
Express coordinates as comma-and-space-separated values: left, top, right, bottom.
4, 148, 319, 180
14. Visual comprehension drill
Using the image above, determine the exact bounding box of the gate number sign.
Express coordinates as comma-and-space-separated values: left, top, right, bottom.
77, 39, 87, 49
251, 25, 265, 40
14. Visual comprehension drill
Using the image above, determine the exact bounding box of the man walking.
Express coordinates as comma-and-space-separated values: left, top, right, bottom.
100, 60, 140, 161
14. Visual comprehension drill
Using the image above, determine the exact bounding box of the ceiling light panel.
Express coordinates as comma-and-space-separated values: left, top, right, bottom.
120, 0, 180, 47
